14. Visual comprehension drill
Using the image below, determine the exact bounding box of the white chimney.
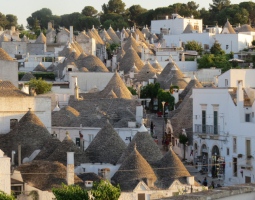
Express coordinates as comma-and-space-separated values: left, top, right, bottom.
66, 152, 74, 185
166, 15, 169, 20
136, 105, 143, 124
187, 176, 194, 185
69, 26, 73, 43
237, 80, 243, 103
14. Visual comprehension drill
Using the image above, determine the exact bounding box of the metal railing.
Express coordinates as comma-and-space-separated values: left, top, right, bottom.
194, 124, 220, 135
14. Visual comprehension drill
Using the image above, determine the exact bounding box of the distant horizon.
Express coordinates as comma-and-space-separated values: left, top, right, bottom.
0, 0, 247, 28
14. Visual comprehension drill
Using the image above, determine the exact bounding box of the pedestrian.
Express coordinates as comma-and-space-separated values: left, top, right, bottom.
202, 177, 207, 186
210, 181, 215, 189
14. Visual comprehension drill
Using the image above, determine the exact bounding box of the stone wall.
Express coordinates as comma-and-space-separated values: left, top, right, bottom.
0, 60, 18, 87
0, 150, 10, 194
27, 43, 46, 55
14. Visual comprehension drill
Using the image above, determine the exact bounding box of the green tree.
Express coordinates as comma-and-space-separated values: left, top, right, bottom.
102, 0, 126, 14
0, 191, 15, 200
27, 8, 53, 30
78, 16, 100, 30
179, 134, 189, 160
5, 14, 18, 29
210, 41, 224, 55
239, 1, 255, 25
127, 87, 137, 95
209, 0, 231, 12
81, 6, 98, 17
136, 9, 154, 27
0, 12, 8, 29
52, 184, 88, 200
140, 83, 161, 110
128, 5, 147, 23
28, 78, 52, 94
185, 40, 203, 55
252, 40, 255, 46
157, 89, 175, 111
91, 180, 121, 200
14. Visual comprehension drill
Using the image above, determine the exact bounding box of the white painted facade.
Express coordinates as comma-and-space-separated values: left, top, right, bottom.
151, 14, 203, 35
193, 69, 255, 186
51, 126, 148, 150
0, 149, 10, 195
0, 60, 18, 87
0, 96, 52, 134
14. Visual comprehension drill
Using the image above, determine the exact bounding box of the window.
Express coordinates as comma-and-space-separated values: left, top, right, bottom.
76, 138, 80, 146
245, 114, 251, 122
233, 157, 237, 177
227, 148, 229, 156
213, 111, 218, 134
246, 139, 251, 157
225, 79, 228, 86
202, 110, 206, 132
233, 137, 237, 153
138, 193, 145, 200
89, 134, 94, 143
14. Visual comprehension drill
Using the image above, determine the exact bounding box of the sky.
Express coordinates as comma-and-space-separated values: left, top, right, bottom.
0, 0, 248, 27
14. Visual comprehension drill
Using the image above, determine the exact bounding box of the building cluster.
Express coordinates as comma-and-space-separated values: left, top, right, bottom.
0, 12, 255, 200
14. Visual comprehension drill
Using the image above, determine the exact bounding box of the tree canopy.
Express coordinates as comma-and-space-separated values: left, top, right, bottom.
28, 78, 52, 94
102, 0, 126, 14
82, 6, 98, 17
185, 40, 203, 55
52, 184, 88, 200
0, 191, 15, 200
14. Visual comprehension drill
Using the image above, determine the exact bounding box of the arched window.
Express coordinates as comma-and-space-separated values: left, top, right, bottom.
212, 145, 220, 156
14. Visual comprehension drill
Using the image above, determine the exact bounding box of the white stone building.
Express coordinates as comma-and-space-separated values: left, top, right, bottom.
151, 15, 255, 54
0, 149, 11, 195
193, 69, 255, 186
0, 81, 52, 134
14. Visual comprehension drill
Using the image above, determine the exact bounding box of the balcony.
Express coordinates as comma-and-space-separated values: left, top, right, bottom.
194, 124, 220, 135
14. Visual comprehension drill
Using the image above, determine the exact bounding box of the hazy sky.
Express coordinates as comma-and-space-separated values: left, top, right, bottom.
0, 0, 248, 27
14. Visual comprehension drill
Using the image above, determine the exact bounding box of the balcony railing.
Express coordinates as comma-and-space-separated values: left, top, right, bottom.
194, 124, 220, 135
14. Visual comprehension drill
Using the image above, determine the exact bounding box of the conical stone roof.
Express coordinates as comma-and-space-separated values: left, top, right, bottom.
16, 160, 83, 191
117, 48, 125, 62
112, 146, 157, 191
152, 60, 163, 72
76, 31, 90, 43
78, 55, 108, 72
20, 72, 35, 81
47, 133, 90, 165
0, 110, 51, 163
121, 28, 129, 39
123, 35, 140, 54
47, 63, 56, 72
100, 29, 113, 44
154, 146, 191, 180
85, 122, 126, 164
183, 22, 195, 33
33, 62, 47, 72
87, 30, 104, 45
107, 89, 118, 98
0, 48, 13, 61
91, 27, 105, 44
52, 106, 80, 127
117, 131, 162, 164
35, 32, 46, 44
107, 26, 120, 44
58, 43, 73, 57
135, 61, 158, 82
0, 81, 28, 97
119, 46, 144, 74
157, 62, 187, 89
238, 24, 255, 32
221, 19, 236, 34
142, 26, 150, 38
100, 72, 133, 99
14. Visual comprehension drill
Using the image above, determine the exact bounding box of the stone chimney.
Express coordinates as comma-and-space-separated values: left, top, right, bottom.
48, 22, 53, 30
237, 80, 243, 104
72, 76, 80, 101
69, 26, 73, 43
66, 152, 74, 185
